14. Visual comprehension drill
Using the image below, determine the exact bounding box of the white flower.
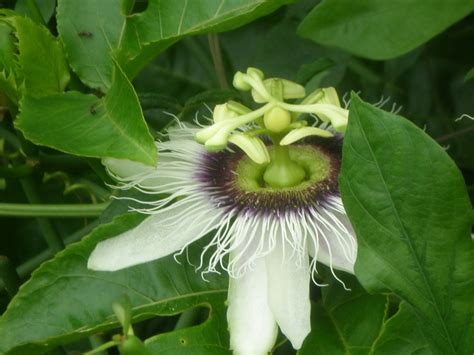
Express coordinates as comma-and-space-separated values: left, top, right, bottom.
88, 68, 357, 354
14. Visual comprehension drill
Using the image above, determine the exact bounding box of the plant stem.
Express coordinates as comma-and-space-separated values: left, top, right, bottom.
20, 177, 65, 251
208, 33, 229, 89
0, 256, 21, 298
16, 219, 100, 277
436, 125, 474, 143
0, 201, 110, 218
0, 164, 34, 178
0, 125, 21, 150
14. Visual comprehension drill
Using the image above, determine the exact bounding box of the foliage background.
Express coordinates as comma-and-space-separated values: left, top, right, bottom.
0, 0, 473, 354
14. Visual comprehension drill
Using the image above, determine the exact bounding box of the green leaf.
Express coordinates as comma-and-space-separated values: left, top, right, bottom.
16, 62, 157, 166
339, 94, 474, 353
57, 0, 291, 91
299, 274, 388, 355
372, 302, 431, 354
464, 67, 474, 82
144, 296, 230, 354
10, 15, 70, 96
14, 0, 56, 24
0, 213, 229, 354
119, 0, 292, 77
0, 22, 21, 104
298, 0, 474, 60
56, 0, 126, 91
296, 58, 335, 85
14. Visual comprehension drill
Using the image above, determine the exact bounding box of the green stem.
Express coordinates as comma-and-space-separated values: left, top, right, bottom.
0, 126, 21, 150
207, 34, 229, 89
0, 201, 110, 218
0, 256, 21, 298
84, 340, 120, 355
263, 139, 306, 188
0, 164, 34, 178
87, 335, 108, 355
20, 177, 65, 251
16, 219, 100, 277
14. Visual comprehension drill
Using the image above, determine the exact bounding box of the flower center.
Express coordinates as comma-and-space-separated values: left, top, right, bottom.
236, 145, 330, 192
197, 136, 341, 215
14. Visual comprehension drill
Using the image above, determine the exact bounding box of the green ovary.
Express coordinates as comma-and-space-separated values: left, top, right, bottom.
236, 145, 331, 191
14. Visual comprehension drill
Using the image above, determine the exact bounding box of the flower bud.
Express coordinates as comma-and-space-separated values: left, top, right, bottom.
213, 103, 239, 123
233, 72, 252, 91
246, 67, 264, 80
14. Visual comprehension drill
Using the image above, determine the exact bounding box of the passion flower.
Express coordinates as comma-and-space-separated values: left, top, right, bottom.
88, 68, 357, 354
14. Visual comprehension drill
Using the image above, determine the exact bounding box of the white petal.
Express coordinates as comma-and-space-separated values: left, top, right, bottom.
227, 256, 278, 355
265, 236, 311, 349
308, 206, 357, 274
88, 199, 218, 271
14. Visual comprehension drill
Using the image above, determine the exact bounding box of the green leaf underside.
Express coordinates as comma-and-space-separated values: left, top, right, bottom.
340, 95, 474, 353
0, 213, 229, 354
16, 63, 157, 166
12, 15, 70, 96
298, 0, 474, 60
299, 275, 389, 355
57, 0, 292, 90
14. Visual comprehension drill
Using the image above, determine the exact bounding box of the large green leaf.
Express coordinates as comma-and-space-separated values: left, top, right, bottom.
339, 94, 474, 354
298, 0, 474, 60
299, 274, 388, 355
16, 63, 157, 166
0, 213, 229, 354
56, 0, 291, 91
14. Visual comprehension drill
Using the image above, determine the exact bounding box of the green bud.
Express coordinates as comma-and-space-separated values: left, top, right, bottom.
264, 107, 291, 133
118, 335, 151, 355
